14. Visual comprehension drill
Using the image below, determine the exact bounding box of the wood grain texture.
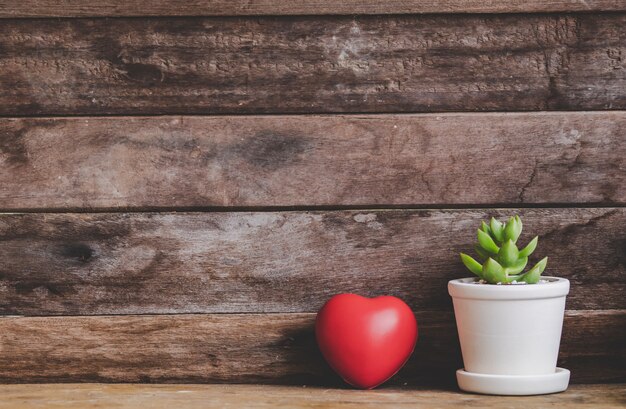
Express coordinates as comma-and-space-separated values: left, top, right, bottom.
1, 208, 625, 315
2, 113, 625, 209
0, 310, 623, 384
0, 384, 625, 409
2, 0, 626, 17
1, 14, 625, 115
1, 384, 625, 409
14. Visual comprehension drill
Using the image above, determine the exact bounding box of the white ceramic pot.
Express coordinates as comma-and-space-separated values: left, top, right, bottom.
448, 277, 570, 395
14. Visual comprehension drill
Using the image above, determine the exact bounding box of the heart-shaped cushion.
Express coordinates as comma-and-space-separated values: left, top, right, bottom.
315, 293, 418, 389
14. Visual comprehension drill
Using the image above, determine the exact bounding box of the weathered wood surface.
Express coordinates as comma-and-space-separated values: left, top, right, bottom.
0, 384, 625, 409
2, 384, 625, 409
0, 311, 623, 384
2, 0, 626, 17
2, 113, 624, 209
1, 14, 625, 116
0, 209, 624, 315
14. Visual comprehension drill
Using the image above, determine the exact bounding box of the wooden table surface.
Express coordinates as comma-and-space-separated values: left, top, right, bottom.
0, 384, 623, 408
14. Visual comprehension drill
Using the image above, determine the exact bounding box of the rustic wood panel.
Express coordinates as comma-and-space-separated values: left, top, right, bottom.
0, 208, 624, 315
0, 384, 625, 409
2, 0, 626, 17
0, 310, 623, 384
2, 113, 624, 209
1, 14, 625, 115
559, 310, 626, 383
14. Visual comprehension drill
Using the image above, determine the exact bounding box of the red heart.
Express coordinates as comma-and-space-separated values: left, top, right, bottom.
315, 294, 418, 389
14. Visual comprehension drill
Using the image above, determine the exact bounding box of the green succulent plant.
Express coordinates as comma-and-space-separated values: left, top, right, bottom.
460, 216, 547, 284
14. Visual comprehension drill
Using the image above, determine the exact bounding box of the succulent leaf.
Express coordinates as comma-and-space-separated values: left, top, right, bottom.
515, 215, 523, 237
481, 221, 491, 234
490, 217, 505, 244
519, 257, 548, 284
504, 216, 522, 243
461, 253, 483, 278
504, 256, 528, 275
477, 229, 500, 254
482, 258, 507, 283
498, 239, 519, 266
519, 236, 539, 258
474, 245, 490, 261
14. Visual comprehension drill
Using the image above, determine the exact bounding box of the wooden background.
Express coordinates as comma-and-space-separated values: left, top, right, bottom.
0, 1, 625, 386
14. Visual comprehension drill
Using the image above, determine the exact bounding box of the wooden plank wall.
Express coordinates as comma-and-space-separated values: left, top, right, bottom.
0, 1, 625, 386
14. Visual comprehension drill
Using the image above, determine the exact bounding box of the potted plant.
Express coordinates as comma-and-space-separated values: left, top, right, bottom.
448, 216, 570, 395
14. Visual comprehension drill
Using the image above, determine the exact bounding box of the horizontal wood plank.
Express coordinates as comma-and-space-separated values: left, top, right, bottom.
0, 208, 624, 315
1, 384, 625, 409
2, 113, 625, 209
0, 310, 623, 384
1, 14, 625, 115
2, 0, 626, 17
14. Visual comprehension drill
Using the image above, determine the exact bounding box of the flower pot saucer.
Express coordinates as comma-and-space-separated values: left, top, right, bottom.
456, 367, 570, 395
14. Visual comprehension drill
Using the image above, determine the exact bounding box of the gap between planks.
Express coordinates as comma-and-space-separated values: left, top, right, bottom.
0, 309, 623, 319
3, 204, 626, 214
2, 109, 626, 119
1, 0, 626, 18
2, 108, 626, 120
